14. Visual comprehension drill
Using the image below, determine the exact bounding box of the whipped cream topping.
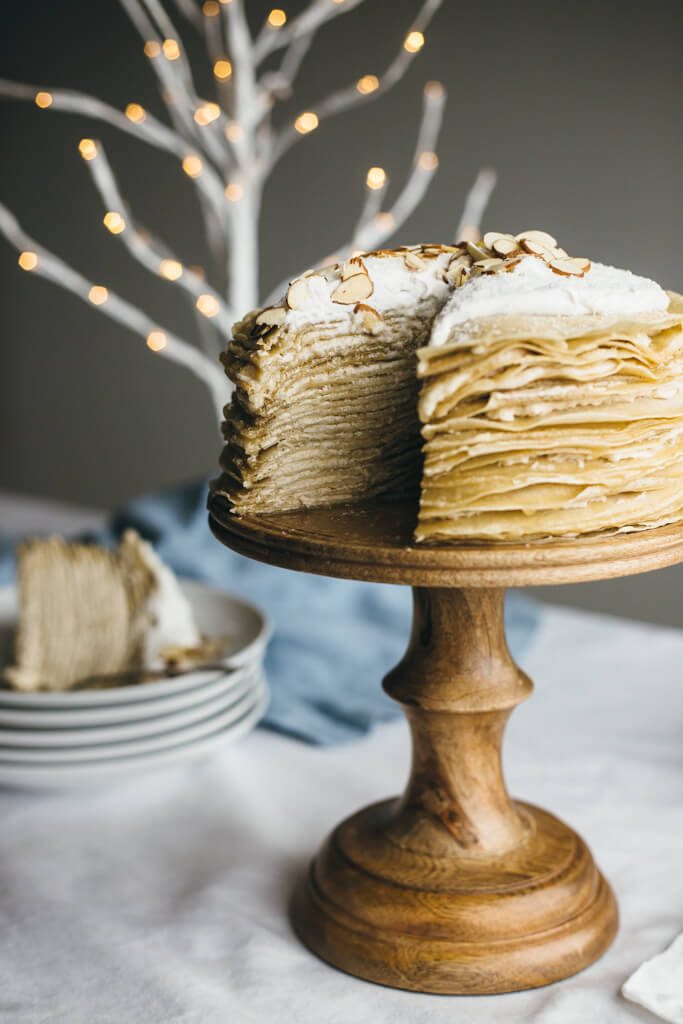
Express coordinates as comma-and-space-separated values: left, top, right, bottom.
283, 252, 451, 329
135, 538, 202, 669
431, 257, 669, 346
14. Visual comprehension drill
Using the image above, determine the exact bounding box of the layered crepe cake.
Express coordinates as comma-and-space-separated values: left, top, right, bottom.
213, 232, 683, 542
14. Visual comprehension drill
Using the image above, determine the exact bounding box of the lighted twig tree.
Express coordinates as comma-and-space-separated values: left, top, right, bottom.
0, 0, 495, 425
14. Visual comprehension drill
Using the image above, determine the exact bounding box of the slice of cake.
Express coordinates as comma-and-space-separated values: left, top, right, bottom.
213, 233, 683, 542
5, 530, 201, 692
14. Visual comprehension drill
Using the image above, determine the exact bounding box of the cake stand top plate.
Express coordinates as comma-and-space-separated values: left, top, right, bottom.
208, 494, 683, 588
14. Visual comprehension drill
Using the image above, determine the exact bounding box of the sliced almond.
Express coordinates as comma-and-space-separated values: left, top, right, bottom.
331, 272, 374, 304
482, 231, 516, 251
353, 302, 383, 330
516, 229, 557, 249
491, 236, 520, 257
473, 257, 505, 273
404, 251, 427, 270
548, 256, 588, 277
341, 255, 368, 280
572, 256, 591, 272
286, 278, 310, 309
520, 238, 555, 259
466, 240, 491, 261
553, 247, 568, 259
255, 306, 286, 327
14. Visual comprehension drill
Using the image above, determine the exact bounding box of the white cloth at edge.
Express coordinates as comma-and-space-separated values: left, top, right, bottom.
1, 603, 682, 1024
623, 934, 683, 1023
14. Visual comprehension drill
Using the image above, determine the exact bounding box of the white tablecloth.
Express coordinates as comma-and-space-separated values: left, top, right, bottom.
2, 602, 682, 1024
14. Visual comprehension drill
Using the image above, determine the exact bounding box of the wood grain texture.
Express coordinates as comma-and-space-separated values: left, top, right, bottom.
206, 498, 677, 992
208, 494, 683, 587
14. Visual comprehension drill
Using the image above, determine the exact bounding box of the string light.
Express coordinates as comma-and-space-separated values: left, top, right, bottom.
418, 150, 439, 171
18, 251, 38, 271
225, 122, 243, 142
162, 39, 181, 61
194, 102, 221, 126
88, 285, 108, 305
356, 74, 379, 95
403, 30, 424, 53
294, 111, 318, 134
103, 211, 126, 234
144, 40, 161, 58
146, 330, 167, 352
125, 103, 146, 124
224, 181, 243, 201
424, 80, 445, 100
34, 91, 53, 109
213, 59, 232, 80
159, 259, 183, 281
182, 154, 203, 178
203, 0, 220, 14
366, 166, 386, 190
78, 138, 98, 161
196, 294, 220, 317
267, 8, 287, 27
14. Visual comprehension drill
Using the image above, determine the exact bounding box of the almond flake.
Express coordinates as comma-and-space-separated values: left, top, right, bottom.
255, 306, 286, 327
573, 257, 591, 272
466, 240, 491, 261
331, 273, 374, 304
286, 278, 310, 309
353, 302, 383, 330
549, 257, 588, 277
516, 229, 557, 249
341, 255, 368, 280
520, 238, 555, 259
404, 251, 426, 270
491, 236, 520, 257
473, 257, 505, 273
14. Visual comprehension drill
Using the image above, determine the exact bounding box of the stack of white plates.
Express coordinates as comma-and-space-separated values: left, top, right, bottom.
0, 581, 270, 790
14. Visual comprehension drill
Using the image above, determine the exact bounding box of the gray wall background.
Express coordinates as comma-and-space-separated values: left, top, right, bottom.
2, 0, 683, 626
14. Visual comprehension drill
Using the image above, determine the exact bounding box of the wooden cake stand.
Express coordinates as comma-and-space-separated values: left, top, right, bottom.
208, 495, 683, 995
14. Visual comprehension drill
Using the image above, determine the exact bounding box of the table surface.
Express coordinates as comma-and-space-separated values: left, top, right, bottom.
1, 492, 681, 1023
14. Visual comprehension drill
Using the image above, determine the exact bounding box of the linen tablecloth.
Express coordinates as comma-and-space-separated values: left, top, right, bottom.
2, 601, 682, 1023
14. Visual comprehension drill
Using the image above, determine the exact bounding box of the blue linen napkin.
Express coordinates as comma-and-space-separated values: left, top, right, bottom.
0, 482, 539, 745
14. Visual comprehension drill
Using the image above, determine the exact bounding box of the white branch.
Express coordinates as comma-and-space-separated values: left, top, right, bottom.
266, 0, 444, 172
85, 143, 235, 333
454, 168, 498, 242
0, 204, 228, 424
254, 0, 365, 64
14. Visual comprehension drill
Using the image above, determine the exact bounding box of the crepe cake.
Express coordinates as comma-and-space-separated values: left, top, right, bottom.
213, 233, 683, 543
5, 531, 202, 692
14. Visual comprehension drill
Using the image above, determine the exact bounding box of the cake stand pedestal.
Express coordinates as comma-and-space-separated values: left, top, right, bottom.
208, 495, 683, 995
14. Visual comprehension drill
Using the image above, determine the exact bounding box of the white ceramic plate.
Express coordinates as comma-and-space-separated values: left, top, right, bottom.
0, 687, 269, 790
0, 581, 271, 707
0, 665, 261, 748
0, 677, 267, 764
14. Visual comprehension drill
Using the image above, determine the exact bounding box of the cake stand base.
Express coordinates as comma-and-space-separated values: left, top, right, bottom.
208, 497, 683, 995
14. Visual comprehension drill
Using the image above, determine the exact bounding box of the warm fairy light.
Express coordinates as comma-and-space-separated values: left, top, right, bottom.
144, 40, 161, 58
18, 251, 38, 271
424, 80, 445, 100
162, 39, 181, 60
203, 0, 220, 14
213, 59, 232, 80
294, 111, 319, 134
182, 154, 203, 178
224, 181, 243, 201
225, 121, 243, 142
34, 91, 53, 109
403, 30, 424, 53
196, 293, 220, 318
78, 138, 98, 161
103, 211, 126, 234
356, 74, 379, 95
88, 285, 108, 305
267, 8, 287, 27
194, 102, 221, 126
366, 166, 386, 190
125, 103, 146, 124
418, 150, 439, 171
146, 330, 167, 352
375, 212, 395, 231
159, 259, 183, 281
